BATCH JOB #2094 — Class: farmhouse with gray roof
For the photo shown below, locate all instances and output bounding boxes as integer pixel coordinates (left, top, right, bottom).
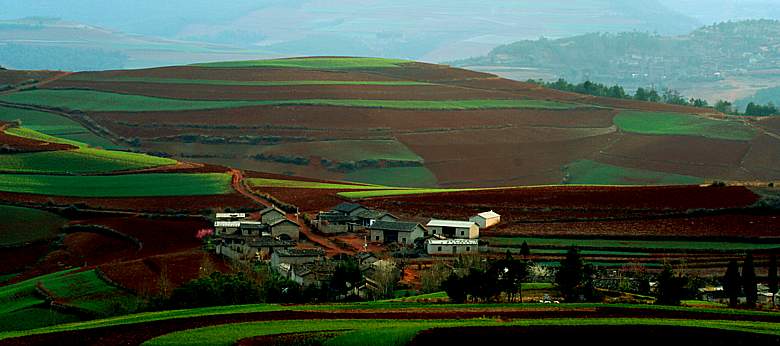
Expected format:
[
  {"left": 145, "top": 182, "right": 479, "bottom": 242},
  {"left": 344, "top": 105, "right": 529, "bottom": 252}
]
[{"left": 368, "top": 220, "right": 426, "bottom": 245}]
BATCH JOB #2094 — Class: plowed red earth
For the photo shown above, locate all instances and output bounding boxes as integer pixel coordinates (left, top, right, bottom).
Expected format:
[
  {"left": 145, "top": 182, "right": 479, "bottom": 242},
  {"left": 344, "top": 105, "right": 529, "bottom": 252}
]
[
  {"left": 46, "top": 81, "right": 509, "bottom": 101},
  {"left": 5, "top": 306, "right": 780, "bottom": 346},
  {"left": 100, "top": 250, "right": 229, "bottom": 295},
  {"left": 255, "top": 187, "right": 346, "bottom": 212},
  {"left": 67, "top": 67, "right": 408, "bottom": 82},
  {"left": 0, "top": 192, "right": 257, "bottom": 213},
  {"left": 0, "top": 70, "right": 59, "bottom": 86}
]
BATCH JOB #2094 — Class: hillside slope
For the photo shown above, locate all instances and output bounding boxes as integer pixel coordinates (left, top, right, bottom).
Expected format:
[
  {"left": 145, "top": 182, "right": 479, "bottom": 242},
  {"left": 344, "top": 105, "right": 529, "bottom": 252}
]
[{"left": 1, "top": 57, "right": 776, "bottom": 187}]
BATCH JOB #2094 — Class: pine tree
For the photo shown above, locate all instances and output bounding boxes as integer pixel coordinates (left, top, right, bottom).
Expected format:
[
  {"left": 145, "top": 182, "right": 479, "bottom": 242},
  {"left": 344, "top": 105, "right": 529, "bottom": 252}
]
[
  {"left": 520, "top": 241, "right": 531, "bottom": 257},
  {"left": 769, "top": 255, "right": 778, "bottom": 307},
  {"left": 743, "top": 253, "right": 758, "bottom": 307},
  {"left": 556, "top": 247, "right": 584, "bottom": 302},
  {"left": 723, "top": 260, "right": 741, "bottom": 307}
]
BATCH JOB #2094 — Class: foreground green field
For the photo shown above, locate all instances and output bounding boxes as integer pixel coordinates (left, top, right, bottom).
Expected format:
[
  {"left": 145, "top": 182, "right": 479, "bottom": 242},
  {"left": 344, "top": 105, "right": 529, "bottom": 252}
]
[
  {"left": 144, "top": 318, "right": 780, "bottom": 346},
  {"left": 0, "top": 270, "right": 81, "bottom": 332},
  {"left": 0, "top": 205, "right": 66, "bottom": 246},
  {"left": 192, "top": 57, "right": 411, "bottom": 69},
  {"left": 0, "top": 90, "right": 579, "bottom": 112},
  {"left": 38, "top": 269, "right": 141, "bottom": 316},
  {"left": 0, "top": 172, "right": 232, "bottom": 197},
  {"left": 613, "top": 111, "right": 756, "bottom": 141},
  {"left": 563, "top": 159, "right": 704, "bottom": 185},
  {"left": 0, "top": 106, "right": 115, "bottom": 148}
]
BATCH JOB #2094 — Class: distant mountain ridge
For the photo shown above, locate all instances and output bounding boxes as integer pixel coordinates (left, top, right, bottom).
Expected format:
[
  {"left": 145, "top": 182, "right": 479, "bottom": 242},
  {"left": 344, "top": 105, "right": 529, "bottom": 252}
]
[{"left": 456, "top": 20, "right": 780, "bottom": 86}]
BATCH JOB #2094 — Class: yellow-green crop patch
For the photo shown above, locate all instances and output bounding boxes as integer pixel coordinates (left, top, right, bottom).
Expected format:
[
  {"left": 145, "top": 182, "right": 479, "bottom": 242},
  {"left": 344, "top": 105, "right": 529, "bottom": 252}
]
[
  {"left": 0, "top": 147, "right": 176, "bottom": 174},
  {"left": 248, "top": 178, "right": 395, "bottom": 190},
  {"left": 0, "top": 106, "right": 115, "bottom": 148},
  {"left": 613, "top": 111, "right": 756, "bottom": 141},
  {"left": 0, "top": 173, "right": 232, "bottom": 197},
  {"left": 0, "top": 90, "right": 579, "bottom": 112},
  {"left": 39, "top": 269, "right": 141, "bottom": 317},
  {"left": 191, "top": 57, "right": 411, "bottom": 69}
]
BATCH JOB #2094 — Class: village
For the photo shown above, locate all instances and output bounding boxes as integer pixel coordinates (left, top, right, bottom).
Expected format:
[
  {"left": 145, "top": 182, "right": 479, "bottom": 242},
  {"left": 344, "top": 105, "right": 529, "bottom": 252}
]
[{"left": 211, "top": 203, "right": 500, "bottom": 298}]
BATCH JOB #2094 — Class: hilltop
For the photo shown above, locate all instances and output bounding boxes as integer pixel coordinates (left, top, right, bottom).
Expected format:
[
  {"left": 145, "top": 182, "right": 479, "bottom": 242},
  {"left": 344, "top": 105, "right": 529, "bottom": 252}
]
[{"left": 1, "top": 57, "right": 778, "bottom": 187}]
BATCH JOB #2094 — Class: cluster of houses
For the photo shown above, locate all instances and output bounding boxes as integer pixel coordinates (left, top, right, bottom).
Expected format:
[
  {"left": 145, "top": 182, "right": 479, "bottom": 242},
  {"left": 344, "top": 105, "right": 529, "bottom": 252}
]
[
  {"left": 213, "top": 208, "right": 301, "bottom": 261},
  {"left": 317, "top": 203, "right": 500, "bottom": 256}
]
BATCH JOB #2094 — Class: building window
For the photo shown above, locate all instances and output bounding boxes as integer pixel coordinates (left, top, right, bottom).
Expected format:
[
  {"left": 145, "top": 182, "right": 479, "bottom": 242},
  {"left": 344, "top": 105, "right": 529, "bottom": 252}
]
[
  {"left": 466, "top": 247, "right": 471, "bottom": 252},
  {"left": 375, "top": 236, "right": 380, "bottom": 241},
  {"left": 401, "top": 238, "right": 406, "bottom": 243},
  {"left": 437, "top": 246, "right": 442, "bottom": 251},
  {"left": 461, "top": 231, "right": 465, "bottom": 236}
]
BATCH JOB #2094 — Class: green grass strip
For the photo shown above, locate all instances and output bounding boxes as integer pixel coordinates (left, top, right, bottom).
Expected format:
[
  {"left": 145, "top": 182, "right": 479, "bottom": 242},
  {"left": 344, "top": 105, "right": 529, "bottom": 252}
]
[
  {"left": 0, "top": 172, "right": 232, "bottom": 197},
  {"left": 143, "top": 318, "right": 780, "bottom": 346},
  {"left": 0, "top": 106, "right": 116, "bottom": 148},
  {"left": 613, "top": 111, "right": 756, "bottom": 141},
  {"left": 0, "top": 205, "right": 66, "bottom": 246},
  {"left": 191, "top": 57, "right": 411, "bottom": 69},
  {"left": 65, "top": 76, "right": 434, "bottom": 86},
  {"left": 248, "top": 178, "right": 396, "bottom": 190},
  {"left": 0, "top": 145, "right": 176, "bottom": 174},
  {"left": 564, "top": 159, "right": 703, "bottom": 185},
  {"left": 0, "top": 90, "right": 579, "bottom": 112}
]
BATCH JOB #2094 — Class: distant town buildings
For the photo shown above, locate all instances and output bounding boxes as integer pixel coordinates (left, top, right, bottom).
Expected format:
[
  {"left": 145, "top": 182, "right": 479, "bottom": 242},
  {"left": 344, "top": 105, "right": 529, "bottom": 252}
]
[{"left": 213, "top": 209, "right": 300, "bottom": 261}]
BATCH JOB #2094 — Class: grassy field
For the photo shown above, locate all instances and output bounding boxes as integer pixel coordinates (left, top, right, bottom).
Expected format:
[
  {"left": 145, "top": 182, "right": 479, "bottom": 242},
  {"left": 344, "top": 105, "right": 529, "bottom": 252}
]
[
  {"left": 0, "top": 90, "right": 579, "bottom": 112},
  {"left": 345, "top": 166, "right": 439, "bottom": 188},
  {"left": 144, "top": 318, "right": 780, "bottom": 346},
  {"left": 248, "top": 178, "right": 394, "bottom": 190},
  {"left": 0, "top": 205, "right": 66, "bottom": 246},
  {"left": 613, "top": 111, "right": 756, "bottom": 141},
  {"left": 563, "top": 159, "right": 704, "bottom": 185},
  {"left": 0, "top": 106, "right": 115, "bottom": 148},
  {"left": 0, "top": 146, "right": 176, "bottom": 174},
  {"left": 266, "top": 139, "right": 423, "bottom": 163},
  {"left": 39, "top": 270, "right": 141, "bottom": 316},
  {"left": 486, "top": 237, "right": 780, "bottom": 252},
  {"left": 66, "top": 76, "right": 434, "bottom": 86},
  {"left": 191, "top": 57, "right": 411, "bottom": 69},
  {"left": 0, "top": 269, "right": 81, "bottom": 332},
  {"left": 0, "top": 173, "right": 232, "bottom": 197}
]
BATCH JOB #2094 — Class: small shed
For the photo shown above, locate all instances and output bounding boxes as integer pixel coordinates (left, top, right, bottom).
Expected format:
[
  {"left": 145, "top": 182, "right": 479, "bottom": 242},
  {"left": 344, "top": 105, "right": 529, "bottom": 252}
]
[
  {"left": 469, "top": 210, "right": 500, "bottom": 229},
  {"left": 368, "top": 221, "right": 426, "bottom": 245},
  {"left": 332, "top": 202, "right": 370, "bottom": 217},
  {"left": 260, "top": 205, "right": 286, "bottom": 224},
  {"left": 214, "top": 221, "right": 241, "bottom": 236},
  {"left": 238, "top": 221, "right": 266, "bottom": 237},
  {"left": 269, "top": 219, "right": 300, "bottom": 241},
  {"left": 356, "top": 210, "right": 398, "bottom": 227},
  {"left": 427, "top": 238, "right": 479, "bottom": 255},
  {"left": 426, "top": 219, "right": 479, "bottom": 239},
  {"left": 271, "top": 248, "right": 325, "bottom": 269}
]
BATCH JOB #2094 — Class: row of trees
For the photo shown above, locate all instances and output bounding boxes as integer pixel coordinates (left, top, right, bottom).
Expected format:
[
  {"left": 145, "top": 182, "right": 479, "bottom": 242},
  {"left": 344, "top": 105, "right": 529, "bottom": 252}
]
[
  {"left": 442, "top": 253, "right": 529, "bottom": 303},
  {"left": 723, "top": 254, "right": 778, "bottom": 307},
  {"left": 530, "top": 78, "right": 778, "bottom": 115}
]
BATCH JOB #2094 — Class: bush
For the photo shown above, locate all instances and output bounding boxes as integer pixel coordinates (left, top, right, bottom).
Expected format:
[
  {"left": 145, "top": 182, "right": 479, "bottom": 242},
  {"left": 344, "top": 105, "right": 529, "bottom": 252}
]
[{"left": 168, "top": 272, "right": 261, "bottom": 308}]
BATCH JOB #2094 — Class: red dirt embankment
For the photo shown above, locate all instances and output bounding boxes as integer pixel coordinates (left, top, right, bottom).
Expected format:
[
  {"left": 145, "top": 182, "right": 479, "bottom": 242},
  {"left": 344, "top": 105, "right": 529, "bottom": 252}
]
[{"left": 0, "top": 123, "right": 76, "bottom": 153}]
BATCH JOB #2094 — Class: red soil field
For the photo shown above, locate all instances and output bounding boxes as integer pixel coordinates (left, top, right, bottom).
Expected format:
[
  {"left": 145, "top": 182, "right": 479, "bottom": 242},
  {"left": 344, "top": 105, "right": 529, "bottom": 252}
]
[
  {"left": 741, "top": 134, "right": 780, "bottom": 180},
  {"left": 0, "top": 191, "right": 258, "bottom": 213},
  {"left": 100, "top": 250, "right": 230, "bottom": 295},
  {"left": 757, "top": 117, "right": 780, "bottom": 133},
  {"left": 596, "top": 133, "right": 752, "bottom": 180},
  {"left": 68, "top": 66, "right": 410, "bottom": 82},
  {"left": 256, "top": 187, "right": 346, "bottom": 212},
  {"left": 0, "top": 70, "right": 59, "bottom": 86},
  {"left": 0, "top": 242, "right": 49, "bottom": 276},
  {"left": 90, "top": 105, "right": 617, "bottom": 135},
  {"left": 485, "top": 213, "right": 780, "bottom": 238},
  {"left": 45, "top": 81, "right": 512, "bottom": 101}
]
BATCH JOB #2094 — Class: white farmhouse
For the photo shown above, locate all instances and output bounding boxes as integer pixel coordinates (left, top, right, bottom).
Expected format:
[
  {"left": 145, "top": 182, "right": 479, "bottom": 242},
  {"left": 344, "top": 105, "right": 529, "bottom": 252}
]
[
  {"left": 469, "top": 210, "right": 500, "bottom": 229},
  {"left": 426, "top": 219, "right": 479, "bottom": 239},
  {"left": 427, "top": 238, "right": 479, "bottom": 255}
]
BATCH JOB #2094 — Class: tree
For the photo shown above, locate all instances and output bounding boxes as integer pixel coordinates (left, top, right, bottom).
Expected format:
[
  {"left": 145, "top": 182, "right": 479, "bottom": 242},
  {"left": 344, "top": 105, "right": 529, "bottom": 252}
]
[
  {"left": 743, "top": 253, "right": 758, "bottom": 306},
  {"left": 723, "top": 260, "right": 741, "bottom": 307},
  {"left": 769, "top": 255, "right": 778, "bottom": 307},
  {"left": 655, "top": 265, "right": 686, "bottom": 306},
  {"left": 442, "top": 272, "right": 467, "bottom": 303},
  {"left": 329, "top": 258, "right": 362, "bottom": 299},
  {"left": 520, "top": 241, "right": 531, "bottom": 257},
  {"left": 556, "top": 247, "right": 584, "bottom": 301},
  {"left": 714, "top": 100, "right": 733, "bottom": 114},
  {"left": 491, "top": 253, "right": 528, "bottom": 302},
  {"left": 582, "top": 263, "right": 597, "bottom": 302}
]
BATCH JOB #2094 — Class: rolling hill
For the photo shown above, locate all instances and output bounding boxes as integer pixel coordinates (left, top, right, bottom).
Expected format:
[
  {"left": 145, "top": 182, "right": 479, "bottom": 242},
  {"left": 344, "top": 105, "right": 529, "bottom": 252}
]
[{"left": 1, "top": 57, "right": 777, "bottom": 187}]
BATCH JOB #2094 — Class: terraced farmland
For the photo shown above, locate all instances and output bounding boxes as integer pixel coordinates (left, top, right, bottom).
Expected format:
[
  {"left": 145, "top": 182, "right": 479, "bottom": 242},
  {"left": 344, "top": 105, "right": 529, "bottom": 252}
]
[
  {"left": 0, "top": 205, "right": 66, "bottom": 246},
  {"left": 3, "top": 57, "right": 771, "bottom": 186}
]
